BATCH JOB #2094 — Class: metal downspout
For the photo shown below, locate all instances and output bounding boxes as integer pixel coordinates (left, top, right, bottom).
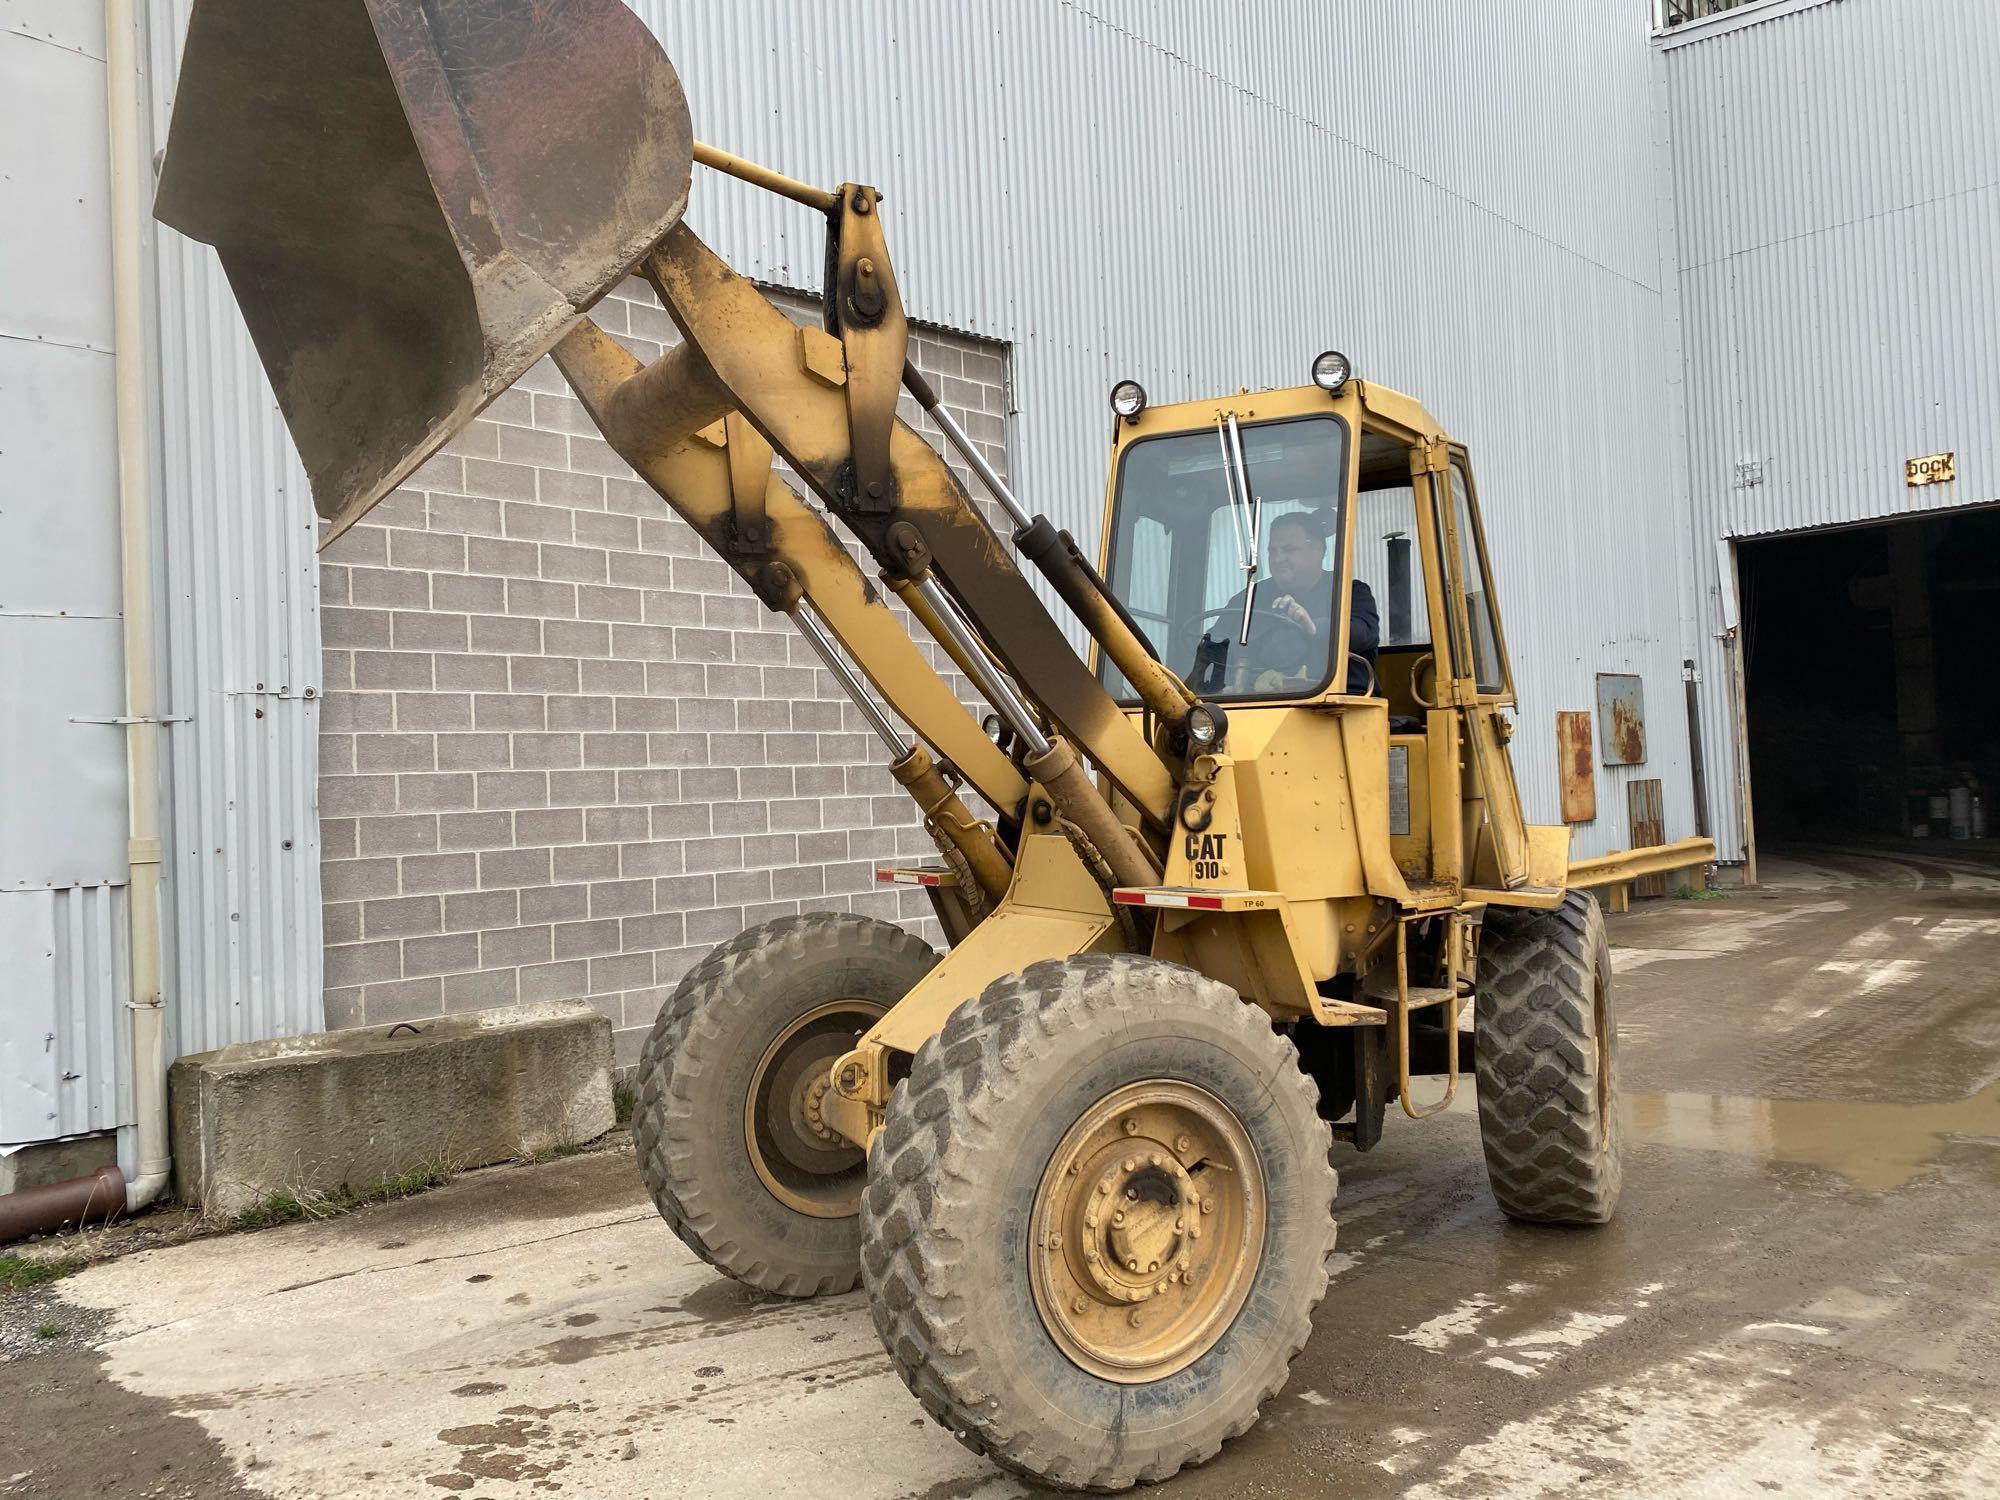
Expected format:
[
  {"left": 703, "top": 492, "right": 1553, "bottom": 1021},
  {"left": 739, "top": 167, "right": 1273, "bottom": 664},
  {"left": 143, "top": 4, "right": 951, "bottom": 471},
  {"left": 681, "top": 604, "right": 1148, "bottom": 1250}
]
[{"left": 106, "top": 0, "right": 170, "bottom": 1212}]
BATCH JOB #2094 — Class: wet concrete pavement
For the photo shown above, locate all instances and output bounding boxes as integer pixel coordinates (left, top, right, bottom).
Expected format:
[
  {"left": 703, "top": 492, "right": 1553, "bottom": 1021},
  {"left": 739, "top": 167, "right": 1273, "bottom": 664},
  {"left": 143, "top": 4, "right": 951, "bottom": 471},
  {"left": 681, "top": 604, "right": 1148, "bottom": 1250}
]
[{"left": 9, "top": 847, "right": 2000, "bottom": 1499}]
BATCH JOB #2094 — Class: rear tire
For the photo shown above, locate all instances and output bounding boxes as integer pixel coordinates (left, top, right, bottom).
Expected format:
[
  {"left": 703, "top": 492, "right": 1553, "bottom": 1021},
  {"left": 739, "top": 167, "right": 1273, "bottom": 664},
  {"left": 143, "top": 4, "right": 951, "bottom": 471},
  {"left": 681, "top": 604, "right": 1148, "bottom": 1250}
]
[
  {"left": 862, "top": 954, "right": 1337, "bottom": 1491},
  {"left": 632, "top": 913, "right": 937, "bottom": 1296},
  {"left": 1474, "top": 892, "right": 1621, "bottom": 1225}
]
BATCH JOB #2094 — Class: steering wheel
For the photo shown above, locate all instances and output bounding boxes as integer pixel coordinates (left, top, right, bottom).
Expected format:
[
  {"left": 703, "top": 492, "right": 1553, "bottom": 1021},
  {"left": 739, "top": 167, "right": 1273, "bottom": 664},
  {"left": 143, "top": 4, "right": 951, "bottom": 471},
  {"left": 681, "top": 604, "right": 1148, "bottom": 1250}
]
[
  {"left": 1178, "top": 603, "right": 1317, "bottom": 655},
  {"left": 1406, "top": 651, "right": 1439, "bottom": 710},
  {"left": 1177, "top": 604, "right": 1319, "bottom": 691}
]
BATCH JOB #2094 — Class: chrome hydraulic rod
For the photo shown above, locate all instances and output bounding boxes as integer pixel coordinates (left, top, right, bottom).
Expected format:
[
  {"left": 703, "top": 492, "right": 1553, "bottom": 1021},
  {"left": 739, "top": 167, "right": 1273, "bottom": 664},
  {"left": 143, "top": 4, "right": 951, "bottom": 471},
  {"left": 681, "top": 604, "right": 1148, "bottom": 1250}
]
[
  {"left": 792, "top": 602, "right": 1013, "bottom": 905},
  {"left": 910, "top": 386, "right": 1031, "bottom": 533},
  {"left": 911, "top": 576, "right": 1054, "bottom": 757},
  {"left": 792, "top": 604, "right": 913, "bottom": 756},
  {"left": 903, "top": 361, "right": 1195, "bottom": 727}
]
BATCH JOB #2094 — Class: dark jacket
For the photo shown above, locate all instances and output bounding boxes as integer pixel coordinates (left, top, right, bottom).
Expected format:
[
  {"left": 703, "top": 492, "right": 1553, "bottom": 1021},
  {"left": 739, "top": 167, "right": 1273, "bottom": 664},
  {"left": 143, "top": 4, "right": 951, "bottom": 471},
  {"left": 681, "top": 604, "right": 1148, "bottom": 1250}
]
[{"left": 1216, "top": 576, "right": 1379, "bottom": 693}]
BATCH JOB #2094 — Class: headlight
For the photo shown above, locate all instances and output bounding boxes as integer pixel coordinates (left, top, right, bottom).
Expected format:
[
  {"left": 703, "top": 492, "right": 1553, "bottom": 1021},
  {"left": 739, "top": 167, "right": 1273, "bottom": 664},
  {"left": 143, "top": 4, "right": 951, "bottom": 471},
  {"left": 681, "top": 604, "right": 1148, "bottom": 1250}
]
[
  {"left": 1185, "top": 701, "right": 1227, "bottom": 748},
  {"left": 1310, "top": 350, "right": 1351, "bottom": 393},
  {"left": 1109, "top": 379, "right": 1148, "bottom": 421}
]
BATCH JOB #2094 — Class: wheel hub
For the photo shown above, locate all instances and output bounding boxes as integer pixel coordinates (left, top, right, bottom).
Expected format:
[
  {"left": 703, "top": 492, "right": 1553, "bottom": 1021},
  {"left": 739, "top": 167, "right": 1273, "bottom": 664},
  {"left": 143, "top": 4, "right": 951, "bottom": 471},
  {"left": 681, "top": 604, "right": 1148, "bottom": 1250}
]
[
  {"left": 743, "top": 1000, "right": 884, "bottom": 1219},
  {"left": 1030, "top": 1081, "right": 1264, "bottom": 1382}
]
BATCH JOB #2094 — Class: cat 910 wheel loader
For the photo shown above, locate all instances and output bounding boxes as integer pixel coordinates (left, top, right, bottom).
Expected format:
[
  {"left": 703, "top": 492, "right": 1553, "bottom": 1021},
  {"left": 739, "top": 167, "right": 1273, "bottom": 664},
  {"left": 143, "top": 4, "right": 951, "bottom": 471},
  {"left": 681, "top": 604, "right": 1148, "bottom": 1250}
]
[{"left": 156, "top": 2, "right": 1714, "bottom": 1488}]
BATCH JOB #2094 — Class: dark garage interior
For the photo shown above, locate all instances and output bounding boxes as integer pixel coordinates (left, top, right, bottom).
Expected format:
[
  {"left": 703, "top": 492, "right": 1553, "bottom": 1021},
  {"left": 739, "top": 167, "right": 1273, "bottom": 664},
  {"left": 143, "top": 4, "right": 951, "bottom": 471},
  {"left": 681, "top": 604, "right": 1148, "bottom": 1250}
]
[{"left": 1738, "top": 504, "right": 2000, "bottom": 848}]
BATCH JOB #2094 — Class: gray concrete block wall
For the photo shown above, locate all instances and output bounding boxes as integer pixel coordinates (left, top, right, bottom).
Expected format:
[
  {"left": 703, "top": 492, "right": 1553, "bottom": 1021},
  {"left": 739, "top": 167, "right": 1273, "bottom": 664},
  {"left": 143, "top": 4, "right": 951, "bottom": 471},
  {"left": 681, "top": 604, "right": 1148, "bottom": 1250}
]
[{"left": 317, "top": 281, "right": 1014, "bottom": 1065}]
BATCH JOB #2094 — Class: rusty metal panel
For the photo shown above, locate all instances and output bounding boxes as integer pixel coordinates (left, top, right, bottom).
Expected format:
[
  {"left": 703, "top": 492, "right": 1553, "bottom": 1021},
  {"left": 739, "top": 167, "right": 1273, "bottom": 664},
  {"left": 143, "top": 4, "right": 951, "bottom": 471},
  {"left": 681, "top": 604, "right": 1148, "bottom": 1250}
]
[
  {"left": 1596, "top": 674, "right": 1647, "bottom": 767},
  {"left": 1557, "top": 712, "right": 1596, "bottom": 824},
  {"left": 1627, "top": 779, "right": 1667, "bottom": 898}
]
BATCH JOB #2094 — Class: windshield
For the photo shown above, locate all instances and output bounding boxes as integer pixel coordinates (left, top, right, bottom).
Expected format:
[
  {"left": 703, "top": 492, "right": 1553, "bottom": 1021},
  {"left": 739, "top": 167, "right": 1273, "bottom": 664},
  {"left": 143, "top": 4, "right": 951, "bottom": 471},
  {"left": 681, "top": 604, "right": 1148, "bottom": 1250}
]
[{"left": 1098, "top": 415, "right": 1350, "bottom": 703}]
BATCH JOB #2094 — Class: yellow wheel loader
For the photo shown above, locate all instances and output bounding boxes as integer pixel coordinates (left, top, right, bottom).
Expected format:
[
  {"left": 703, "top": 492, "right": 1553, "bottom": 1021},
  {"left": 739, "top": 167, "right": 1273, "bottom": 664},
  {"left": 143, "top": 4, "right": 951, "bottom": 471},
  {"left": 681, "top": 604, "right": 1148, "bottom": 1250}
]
[{"left": 157, "top": 2, "right": 1713, "bottom": 1487}]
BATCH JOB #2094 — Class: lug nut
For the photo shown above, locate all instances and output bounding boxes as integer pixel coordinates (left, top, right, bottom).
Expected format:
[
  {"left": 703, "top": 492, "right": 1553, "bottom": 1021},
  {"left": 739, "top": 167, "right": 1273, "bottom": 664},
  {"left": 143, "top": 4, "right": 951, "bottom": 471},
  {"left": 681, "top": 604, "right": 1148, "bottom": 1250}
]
[
  {"left": 1113, "top": 1211, "right": 1126, "bottom": 1226},
  {"left": 1149, "top": 1153, "right": 1163, "bottom": 1167},
  {"left": 1201, "top": 1197, "right": 1215, "bottom": 1214},
  {"left": 1046, "top": 1231, "right": 1063, "bottom": 1251},
  {"left": 1174, "top": 1218, "right": 1184, "bottom": 1232},
  {"left": 1121, "top": 1157, "right": 1136, "bottom": 1173},
  {"left": 1123, "top": 1118, "right": 1139, "bottom": 1135},
  {"left": 1175, "top": 1134, "right": 1192, "bottom": 1153},
  {"left": 1129, "top": 1310, "right": 1143, "bottom": 1327},
  {"left": 1127, "top": 1258, "right": 1140, "bottom": 1272},
  {"left": 1072, "top": 1296, "right": 1088, "bottom": 1314},
  {"left": 1147, "top": 1260, "right": 1159, "bottom": 1273}
]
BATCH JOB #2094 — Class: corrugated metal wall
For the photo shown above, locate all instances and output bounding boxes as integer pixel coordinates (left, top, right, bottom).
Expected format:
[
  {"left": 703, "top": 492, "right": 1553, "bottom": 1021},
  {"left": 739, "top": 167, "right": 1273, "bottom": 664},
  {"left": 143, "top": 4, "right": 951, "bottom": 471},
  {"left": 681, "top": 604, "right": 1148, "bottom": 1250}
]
[
  {"left": 0, "top": 886, "right": 129, "bottom": 1144},
  {"left": 140, "top": 2, "right": 324, "bottom": 1057},
  {"left": 0, "top": 3, "right": 136, "bottom": 1148},
  {"left": 637, "top": 0, "right": 1700, "bottom": 858},
  {"left": 1663, "top": 0, "right": 2000, "bottom": 858}
]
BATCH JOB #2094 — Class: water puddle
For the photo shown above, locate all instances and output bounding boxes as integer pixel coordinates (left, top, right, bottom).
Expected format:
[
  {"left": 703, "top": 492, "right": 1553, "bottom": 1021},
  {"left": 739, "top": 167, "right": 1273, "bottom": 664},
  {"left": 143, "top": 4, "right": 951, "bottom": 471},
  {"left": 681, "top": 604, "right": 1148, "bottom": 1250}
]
[{"left": 1624, "top": 1081, "right": 2000, "bottom": 1191}]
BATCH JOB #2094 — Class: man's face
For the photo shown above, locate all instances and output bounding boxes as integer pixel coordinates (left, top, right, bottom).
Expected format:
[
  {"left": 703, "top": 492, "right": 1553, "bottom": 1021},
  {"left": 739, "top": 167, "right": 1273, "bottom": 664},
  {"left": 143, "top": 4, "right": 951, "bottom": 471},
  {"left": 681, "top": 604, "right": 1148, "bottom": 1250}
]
[{"left": 1267, "top": 523, "right": 1323, "bottom": 593}]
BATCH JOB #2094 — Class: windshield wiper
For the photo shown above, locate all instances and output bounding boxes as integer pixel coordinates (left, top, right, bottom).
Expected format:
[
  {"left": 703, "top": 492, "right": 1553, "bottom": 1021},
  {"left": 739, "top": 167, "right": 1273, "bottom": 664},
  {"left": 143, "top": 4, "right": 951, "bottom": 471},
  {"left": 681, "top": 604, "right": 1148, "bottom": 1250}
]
[{"left": 1216, "top": 414, "right": 1261, "bottom": 645}]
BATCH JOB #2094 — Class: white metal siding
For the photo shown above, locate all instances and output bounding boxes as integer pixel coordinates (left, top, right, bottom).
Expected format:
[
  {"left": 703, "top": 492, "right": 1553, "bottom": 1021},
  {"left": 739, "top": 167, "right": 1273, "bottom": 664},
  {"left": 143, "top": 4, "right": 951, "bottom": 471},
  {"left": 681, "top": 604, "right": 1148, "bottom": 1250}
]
[
  {"left": 141, "top": 2, "right": 324, "bottom": 1056},
  {"left": 636, "top": 0, "right": 1701, "bottom": 858},
  {"left": 0, "top": 10, "right": 139, "bottom": 1148},
  {"left": 0, "top": 885, "right": 129, "bottom": 1145},
  {"left": 1663, "top": 0, "right": 2000, "bottom": 858}
]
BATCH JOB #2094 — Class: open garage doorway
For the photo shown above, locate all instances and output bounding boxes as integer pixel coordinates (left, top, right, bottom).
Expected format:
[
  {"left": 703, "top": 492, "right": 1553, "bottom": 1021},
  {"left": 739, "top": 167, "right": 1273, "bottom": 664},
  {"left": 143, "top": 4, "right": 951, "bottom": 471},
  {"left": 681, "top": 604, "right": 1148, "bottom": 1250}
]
[{"left": 1737, "top": 505, "right": 2000, "bottom": 855}]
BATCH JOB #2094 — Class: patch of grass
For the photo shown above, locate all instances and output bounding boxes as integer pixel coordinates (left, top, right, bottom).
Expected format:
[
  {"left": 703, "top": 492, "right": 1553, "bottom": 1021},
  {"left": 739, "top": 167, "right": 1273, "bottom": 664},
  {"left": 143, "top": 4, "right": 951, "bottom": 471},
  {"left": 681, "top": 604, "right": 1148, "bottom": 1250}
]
[
  {"left": 33, "top": 1321, "right": 67, "bottom": 1340},
  {"left": 522, "top": 1141, "right": 591, "bottom": 1166},
  {"left": 0, "top": 1255, "right": 80, "bottom": 1294},
  {"left": 370, "top": 1162, "right": 454, "bottom": 1200},
  {"left": 231, "top": 1158, "right": 457, "bottom": 1232},
  {"left": 233, "top": 1191, "right": 311, "bottom": 1230},
  {"left": 1674, "top": 884, "right": 1731, "bottom": 901},
  {"left": 612, "top": 1083, "right": 636, "bottom": 1126}
]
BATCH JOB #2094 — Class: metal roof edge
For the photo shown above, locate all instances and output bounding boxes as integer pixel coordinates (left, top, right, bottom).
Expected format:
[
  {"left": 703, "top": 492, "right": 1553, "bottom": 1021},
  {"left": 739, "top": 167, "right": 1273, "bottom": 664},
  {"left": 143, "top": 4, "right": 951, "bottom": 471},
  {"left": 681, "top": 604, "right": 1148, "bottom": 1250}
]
[{"left": 1651, "top": 0, "right": 1847, "bottom": 51}]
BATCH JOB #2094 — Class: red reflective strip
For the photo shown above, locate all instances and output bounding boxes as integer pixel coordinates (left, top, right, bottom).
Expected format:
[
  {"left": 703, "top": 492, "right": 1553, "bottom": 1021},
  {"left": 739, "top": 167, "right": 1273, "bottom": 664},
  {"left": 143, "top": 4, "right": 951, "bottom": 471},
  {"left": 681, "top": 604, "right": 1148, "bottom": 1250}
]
[
  {"left": 1112, "top": 890, "right": 1147, "bottom": 905},
  {"left": 1187, "top": 894, "right": 1226, "bottom": 910},
  {"left": 875, "top": 869, "right": 896, "bottom": 881}
]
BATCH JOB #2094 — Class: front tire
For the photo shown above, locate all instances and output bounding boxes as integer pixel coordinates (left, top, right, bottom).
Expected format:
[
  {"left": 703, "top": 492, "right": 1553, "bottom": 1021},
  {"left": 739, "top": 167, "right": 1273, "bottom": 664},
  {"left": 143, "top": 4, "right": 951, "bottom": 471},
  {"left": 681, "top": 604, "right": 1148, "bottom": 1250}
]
[
  {"left": 861, "top": 954, "right": 1337, "bottom": 1491},
  {"left": 631, "top": 913, "right": 937, "bottom": 1297},
  {"left": 1474, "top": 892, "right": 1621, "bottom": 1225}
]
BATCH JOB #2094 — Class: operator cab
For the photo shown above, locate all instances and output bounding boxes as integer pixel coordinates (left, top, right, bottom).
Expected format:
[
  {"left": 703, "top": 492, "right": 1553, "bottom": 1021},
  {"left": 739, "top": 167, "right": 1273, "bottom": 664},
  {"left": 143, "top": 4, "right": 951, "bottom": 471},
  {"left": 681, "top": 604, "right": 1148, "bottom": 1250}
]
[
  {"left": 1093, "top": 363, "right": 1528, "bottom": 892},
  {"left": 1093, "top": 366, "right": 1512, "bottom": 723}
]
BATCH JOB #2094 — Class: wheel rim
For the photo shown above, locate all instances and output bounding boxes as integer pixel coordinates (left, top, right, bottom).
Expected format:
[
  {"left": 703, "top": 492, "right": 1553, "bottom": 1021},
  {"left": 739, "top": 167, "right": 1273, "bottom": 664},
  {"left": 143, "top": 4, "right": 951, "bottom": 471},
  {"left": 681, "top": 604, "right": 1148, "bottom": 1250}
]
[
  {"left": 1029, "top": 1080, "right": 1265, "bottom": 1383},
  {"left": 743, "top": 1000, "right": 884, "bottom": 1219}
]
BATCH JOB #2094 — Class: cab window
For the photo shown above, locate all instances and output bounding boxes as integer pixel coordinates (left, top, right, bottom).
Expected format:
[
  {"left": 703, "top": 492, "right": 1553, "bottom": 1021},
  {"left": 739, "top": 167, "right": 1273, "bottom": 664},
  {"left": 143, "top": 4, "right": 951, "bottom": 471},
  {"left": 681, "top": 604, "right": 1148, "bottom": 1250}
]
[
  {"left": 1099, "top": 416, "right": 1350, "bottom": 703},
  {"left": 1447, "top": 459, "right": 1505, "bottom": 693}
]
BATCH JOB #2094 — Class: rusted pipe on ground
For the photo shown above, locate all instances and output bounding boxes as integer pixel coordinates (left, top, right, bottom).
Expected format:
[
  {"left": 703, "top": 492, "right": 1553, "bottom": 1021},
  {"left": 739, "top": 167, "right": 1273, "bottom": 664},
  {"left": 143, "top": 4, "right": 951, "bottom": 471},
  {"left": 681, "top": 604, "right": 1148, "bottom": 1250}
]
[{"left": 0, "top": 1165, "right": 127, "bottom": 1245}]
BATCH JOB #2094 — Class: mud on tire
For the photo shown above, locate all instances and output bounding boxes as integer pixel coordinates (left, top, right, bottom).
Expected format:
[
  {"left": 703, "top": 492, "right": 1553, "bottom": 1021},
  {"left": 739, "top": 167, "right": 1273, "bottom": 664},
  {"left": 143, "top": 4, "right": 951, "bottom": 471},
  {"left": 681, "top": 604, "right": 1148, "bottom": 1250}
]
[
  {"left": 861, "top": 954, "right": 1339, "bottom": 1491},
  {"left": 632, "top": 912, "right": 937, "bottom": 1297},
  {"left": 1474, "top": 891, "right": 1621, "bottom": 1225}
]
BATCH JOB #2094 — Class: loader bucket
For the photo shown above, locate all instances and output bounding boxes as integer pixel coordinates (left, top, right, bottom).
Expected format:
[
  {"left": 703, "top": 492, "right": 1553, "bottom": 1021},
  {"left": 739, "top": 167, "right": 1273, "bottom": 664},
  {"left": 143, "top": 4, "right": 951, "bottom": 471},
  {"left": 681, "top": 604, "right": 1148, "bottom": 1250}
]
[{"left": 154, "top": 0, "right": 693, "bottom": 541}]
